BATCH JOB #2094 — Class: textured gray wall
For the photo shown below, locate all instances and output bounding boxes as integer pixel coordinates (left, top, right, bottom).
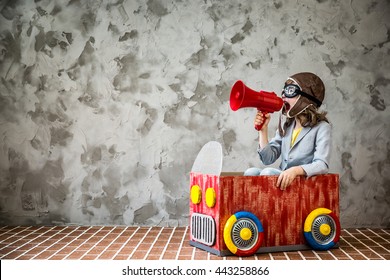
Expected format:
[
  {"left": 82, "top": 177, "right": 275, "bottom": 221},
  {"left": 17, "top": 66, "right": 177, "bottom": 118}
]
[{"left": 0, "top": 0, "right": 389, "bottom": 228}]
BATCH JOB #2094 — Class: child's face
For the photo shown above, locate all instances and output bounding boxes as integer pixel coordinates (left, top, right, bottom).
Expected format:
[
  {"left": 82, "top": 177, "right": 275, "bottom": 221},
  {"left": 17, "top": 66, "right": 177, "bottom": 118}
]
[
  {"left": 282, "top": 80, "right": 300, "bottom": 114},
  {"left": 282, "top": 95, "right": 299, "bottom": 113}
]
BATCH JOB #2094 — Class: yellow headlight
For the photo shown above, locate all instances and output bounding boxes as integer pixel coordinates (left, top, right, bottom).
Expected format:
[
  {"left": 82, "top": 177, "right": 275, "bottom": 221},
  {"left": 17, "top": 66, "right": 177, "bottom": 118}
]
[
  {"left": 205, "top": 187, "right": 216, "bottom": 208},
  {"left": 190, "top": 185, "right": 202, "bottom": 204}
]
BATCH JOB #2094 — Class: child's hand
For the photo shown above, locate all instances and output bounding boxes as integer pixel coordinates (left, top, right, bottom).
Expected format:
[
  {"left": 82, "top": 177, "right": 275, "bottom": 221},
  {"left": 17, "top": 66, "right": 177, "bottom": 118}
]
[
  {"left": 255, "top": 111, "right": 270, "bottom": 130},
  {"left": 277, "top": 166, "right": 305, "bottom": 190}
]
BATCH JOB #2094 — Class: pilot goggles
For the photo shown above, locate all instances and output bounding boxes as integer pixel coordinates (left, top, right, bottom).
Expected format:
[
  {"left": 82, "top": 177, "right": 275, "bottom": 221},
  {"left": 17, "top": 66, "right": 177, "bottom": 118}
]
[
  {"left": 281, "top": 84, "right": 322, "bottom": 107},
  {"left": 282, "top": 84, "right": 303, "bottom": 98}
]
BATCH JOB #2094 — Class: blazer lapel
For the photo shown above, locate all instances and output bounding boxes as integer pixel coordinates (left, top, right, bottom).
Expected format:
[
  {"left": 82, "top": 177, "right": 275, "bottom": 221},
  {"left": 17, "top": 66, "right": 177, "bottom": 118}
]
[
  {"left": 284, "top": 123, "right": 294, "bottom": 152},
  {"left": 291, "top": 126, "right": 312, "bottom": 150}
]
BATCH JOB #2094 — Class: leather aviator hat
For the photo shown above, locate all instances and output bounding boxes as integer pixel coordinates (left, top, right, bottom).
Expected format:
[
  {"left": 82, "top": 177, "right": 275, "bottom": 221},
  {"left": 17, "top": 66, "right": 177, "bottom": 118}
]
[{"left": 283, "top": 72, "right": 325, "bottom": 118}]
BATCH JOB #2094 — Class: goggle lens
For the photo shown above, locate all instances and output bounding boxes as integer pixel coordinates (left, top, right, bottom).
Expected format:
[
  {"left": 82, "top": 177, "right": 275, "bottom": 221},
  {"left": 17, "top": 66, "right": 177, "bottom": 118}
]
[{"left": 282, "top": 85, "right": 300, "bottom": 98}]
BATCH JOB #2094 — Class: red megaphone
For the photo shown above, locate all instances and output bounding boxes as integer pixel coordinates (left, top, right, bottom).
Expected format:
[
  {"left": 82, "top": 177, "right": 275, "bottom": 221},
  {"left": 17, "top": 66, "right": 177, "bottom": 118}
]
[{"left": 230, "top": 80, "right": 283, "bottom": 130}]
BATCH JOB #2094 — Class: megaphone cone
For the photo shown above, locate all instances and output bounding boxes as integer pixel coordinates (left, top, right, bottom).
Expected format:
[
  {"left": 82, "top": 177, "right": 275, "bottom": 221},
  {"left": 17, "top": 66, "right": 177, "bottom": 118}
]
[
  {"left": 230, "top": 80, "right": 283, "bottom": 112},
  {"left": 229, "top": 80, "right": 283, "bottom": 130},
  {"left": 230, "top": 80, "right": 246, "bottom": 111}
]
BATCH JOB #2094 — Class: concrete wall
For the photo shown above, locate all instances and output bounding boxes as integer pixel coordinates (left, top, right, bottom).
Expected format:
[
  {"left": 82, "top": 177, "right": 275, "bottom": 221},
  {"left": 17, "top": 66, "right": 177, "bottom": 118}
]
[{"left": 0, "top": 0, "right": 389, "bottom": 227}]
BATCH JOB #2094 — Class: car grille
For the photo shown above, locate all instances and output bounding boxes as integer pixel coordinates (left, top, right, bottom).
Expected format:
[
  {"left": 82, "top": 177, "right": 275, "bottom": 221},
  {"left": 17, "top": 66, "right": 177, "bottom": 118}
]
[{"left": 190, "top": 213, "right": 216, "bottom": 246}]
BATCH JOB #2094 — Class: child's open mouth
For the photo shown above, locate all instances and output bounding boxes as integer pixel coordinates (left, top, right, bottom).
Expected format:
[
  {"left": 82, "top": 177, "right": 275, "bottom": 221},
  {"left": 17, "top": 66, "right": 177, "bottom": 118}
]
[{"left": 283, "top": 102, "right": 290, "bottom": 111}]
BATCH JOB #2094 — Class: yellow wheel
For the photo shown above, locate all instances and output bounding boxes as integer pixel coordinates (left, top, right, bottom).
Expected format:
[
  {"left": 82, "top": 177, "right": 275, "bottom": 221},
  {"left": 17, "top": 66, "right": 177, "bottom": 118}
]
[
  {"left": 223, "top": 211, "right": 263, "bottom": 256},
  {"left": 304, "top": 208, "right": 340, "bottom": 250}
]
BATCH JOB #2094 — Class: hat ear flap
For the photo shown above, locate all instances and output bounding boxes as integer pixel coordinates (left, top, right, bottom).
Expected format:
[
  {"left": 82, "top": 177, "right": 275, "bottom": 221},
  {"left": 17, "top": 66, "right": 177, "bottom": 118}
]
[{"left": 287, "top": 96, "right": 313, "bottom": 117}]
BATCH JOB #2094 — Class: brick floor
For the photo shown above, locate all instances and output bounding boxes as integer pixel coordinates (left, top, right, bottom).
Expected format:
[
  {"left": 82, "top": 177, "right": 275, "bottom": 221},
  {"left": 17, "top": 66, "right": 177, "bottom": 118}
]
[{"left": 0, "top": 226, "right": 389, "bottom": 260}]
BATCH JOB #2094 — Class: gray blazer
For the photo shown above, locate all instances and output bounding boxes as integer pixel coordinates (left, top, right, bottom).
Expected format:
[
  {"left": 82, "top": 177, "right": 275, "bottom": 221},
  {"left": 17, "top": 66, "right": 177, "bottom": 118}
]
[{"left": 257, "top": 121, "right": 331, "bottom": 177}]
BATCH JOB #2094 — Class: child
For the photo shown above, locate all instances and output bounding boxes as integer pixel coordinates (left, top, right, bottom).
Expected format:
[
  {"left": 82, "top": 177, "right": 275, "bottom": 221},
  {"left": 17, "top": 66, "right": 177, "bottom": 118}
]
[{"left": 244, "top": 72, "right": 331, "bottom": 190}]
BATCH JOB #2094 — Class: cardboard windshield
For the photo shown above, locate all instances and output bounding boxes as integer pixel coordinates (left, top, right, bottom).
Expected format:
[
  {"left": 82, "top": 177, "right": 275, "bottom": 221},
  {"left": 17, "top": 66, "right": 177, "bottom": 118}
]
[{"left": 191, "top": 141, "right": 223, "bottom": 176}]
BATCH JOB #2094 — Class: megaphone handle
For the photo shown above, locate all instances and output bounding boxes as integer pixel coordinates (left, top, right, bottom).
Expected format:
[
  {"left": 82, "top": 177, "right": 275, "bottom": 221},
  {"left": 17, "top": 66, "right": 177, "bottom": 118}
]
[{"left": 254, "top": 111, "right": 266, "bottom": 131}]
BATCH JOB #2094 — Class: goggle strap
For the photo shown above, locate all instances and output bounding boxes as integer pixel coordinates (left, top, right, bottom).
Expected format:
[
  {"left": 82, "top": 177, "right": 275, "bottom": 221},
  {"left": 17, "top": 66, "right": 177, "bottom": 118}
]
[
  {"left": 298, "top": 91, "right": 322, "bottom": 107},
  {"left": 283, "top": 84, "right": 322, "bottom": 107}
]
